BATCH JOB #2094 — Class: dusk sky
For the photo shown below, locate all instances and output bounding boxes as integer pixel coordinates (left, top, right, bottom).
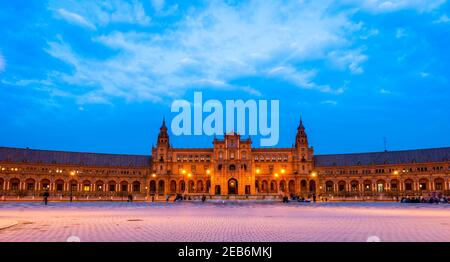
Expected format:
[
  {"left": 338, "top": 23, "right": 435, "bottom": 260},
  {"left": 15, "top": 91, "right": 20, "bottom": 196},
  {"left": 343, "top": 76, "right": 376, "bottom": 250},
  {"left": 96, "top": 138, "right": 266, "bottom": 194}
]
[{"left": 1, "top": 0, "right": 450, "bottom": 155}]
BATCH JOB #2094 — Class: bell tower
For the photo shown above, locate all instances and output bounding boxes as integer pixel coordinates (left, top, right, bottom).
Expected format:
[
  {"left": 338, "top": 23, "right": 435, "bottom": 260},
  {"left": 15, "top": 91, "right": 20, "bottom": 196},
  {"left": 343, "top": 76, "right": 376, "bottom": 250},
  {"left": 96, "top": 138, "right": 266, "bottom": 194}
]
[
  {"left": 295, "top": 117, "right": 308, "bottom": 148},
  {"left": 152, "top": 118, "right": 171, "bottom": 175},
  {"left": 293, "top": 117, "right": 314, "bottom": 174}
]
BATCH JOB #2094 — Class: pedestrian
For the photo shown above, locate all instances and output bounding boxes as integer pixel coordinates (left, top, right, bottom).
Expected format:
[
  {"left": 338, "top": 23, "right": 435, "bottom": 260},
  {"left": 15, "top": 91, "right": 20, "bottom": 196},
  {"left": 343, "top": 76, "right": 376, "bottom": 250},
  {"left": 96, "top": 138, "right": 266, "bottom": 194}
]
[
  {"left": 43, "top": 190, "right": 50, "bottom": 205},
  {"left": 313, "top": 194, "right": 317, "bottom": 203},
  {"left": 201, "top": 194, "right": 206, "bottom": 202}
]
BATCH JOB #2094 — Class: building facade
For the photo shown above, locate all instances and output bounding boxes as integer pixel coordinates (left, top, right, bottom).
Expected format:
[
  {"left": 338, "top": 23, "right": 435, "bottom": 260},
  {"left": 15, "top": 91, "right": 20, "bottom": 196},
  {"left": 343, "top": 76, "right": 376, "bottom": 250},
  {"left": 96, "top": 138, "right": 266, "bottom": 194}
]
[{"left": 1, "top": 119, "right": 449, "bottom": 201}]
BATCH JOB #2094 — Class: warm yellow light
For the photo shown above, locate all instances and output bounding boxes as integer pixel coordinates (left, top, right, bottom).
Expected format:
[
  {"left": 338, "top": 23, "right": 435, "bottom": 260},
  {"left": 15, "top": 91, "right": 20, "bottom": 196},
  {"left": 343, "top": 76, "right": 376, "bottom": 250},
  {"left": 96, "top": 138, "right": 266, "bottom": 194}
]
[
  {"left": 393, "top": 170, "right": 399, "bottom": 175},
  {"left": 311, "top": 172, "right": 317, "bottom": 177},
  {"left": 274, "top": 173, "right": 279, "bottom": 178},
  {"left": 281, "top": 169, "right": 286, "bottom": 174},
  {"left": 206, "top": 169, "right": 211, "bottom": 174},
  {"left": 70, "top": 171, "right": 75, "bottom": 176},
  {"left": 188, "top": 173, "right": 192, "bottom": 177},
  {"left": 181, "top": 169, "right": 186, "bottom": 174},
  {"left": 152, "top": 173, "right": 156, "bottom": 178},
  {"left": 256, "top": 169, "right": 260, "bottom": 174}
]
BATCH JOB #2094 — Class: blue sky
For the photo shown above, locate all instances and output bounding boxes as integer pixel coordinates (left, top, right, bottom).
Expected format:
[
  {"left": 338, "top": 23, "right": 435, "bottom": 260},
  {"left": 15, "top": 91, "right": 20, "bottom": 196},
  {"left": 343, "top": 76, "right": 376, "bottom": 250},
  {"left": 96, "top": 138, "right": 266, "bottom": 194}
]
[{"left": 0, "top": 0, "right": 450, "bottom": 155}]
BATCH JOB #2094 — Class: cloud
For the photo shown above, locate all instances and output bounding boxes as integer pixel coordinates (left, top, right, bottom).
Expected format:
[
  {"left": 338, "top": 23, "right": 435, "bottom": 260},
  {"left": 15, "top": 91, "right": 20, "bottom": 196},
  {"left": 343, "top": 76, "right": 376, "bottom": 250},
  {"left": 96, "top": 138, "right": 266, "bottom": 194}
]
[
  {"left": 321, "top": 100, "right": 338, "bottom": 105},
  {"left": 42, "top": 0, "right": 365, "bottom": 103},
  {"left": 57, "top": 8, "right": 96, "bottom": 30},
  {"left": 0, "top": 53, "right": 5, "bottom": 72},
  {"left": 380, "top": 88, "right": 392, "bottom": 94},
  {"left": 151, "top": 0, "right": 165, "bottom": 12},
  {"left": 268, "top": 66, "right": 343, "bottom": 94},
  {"left": 434, "top": 14, "right": 450, "bottom": 24},
  {"left": 327, "top": 49, "right": 368, "bottom": 74},
  {"left": 50, "top": 0, "right": 150, "bottom": 27},
  {"left": 343, "top": 0, "right": 446, "bottom": 13},
  {"left": 395, "top": 28, "right": 407, "bottom": 39}
]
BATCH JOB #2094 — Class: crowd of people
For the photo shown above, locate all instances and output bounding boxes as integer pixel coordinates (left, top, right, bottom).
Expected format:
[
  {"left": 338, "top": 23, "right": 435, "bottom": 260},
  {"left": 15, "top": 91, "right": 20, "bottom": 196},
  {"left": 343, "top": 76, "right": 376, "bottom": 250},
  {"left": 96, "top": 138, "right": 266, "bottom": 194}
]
[{"left": 400, "top": 196, "right": 449, "bottom": 204}]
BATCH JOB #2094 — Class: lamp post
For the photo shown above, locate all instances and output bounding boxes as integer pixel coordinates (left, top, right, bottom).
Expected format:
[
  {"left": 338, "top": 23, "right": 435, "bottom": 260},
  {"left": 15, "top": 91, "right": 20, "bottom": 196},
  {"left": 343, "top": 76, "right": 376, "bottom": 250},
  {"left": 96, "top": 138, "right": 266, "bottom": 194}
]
[{"left": 69, "top": 171, "right": 75, "bottom": 202}]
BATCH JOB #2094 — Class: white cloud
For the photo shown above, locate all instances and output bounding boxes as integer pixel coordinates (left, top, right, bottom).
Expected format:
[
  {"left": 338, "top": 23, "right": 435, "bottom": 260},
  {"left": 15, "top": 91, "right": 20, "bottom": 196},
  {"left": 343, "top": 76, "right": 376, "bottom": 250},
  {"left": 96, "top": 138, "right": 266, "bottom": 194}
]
[
  {"left": 321, "top": 100, "right": 338, "bottom": 105},
  {"left": 395, "top": 28, "right": 407, "bottom": 38},
  {"left": 50, "top": 0, "right": 150, "bottom": 27},
  {"left": 151, "top": 0, "right": 165, "bottom": 12},
  {"left": 57, "top": 8, "right": 96, "bottom": 30},
  {"left": 380, "top": 88, "right": 392, "bottom": 94},
  {"left": 44, "top": 0, "right": 371, "bottom": 103},
  {"left": 420, "top": 72, "right": 430, "bottom": 78},
  {"left": 434, "top": 14, "right": 450, "bottom": 23},
  {"left": 343, "top": 0, "right": 446, "bottom": 13},
  {"left": 327, "top": 49, "right": 368, "bottom": 74},
  {"left": 0, "top": 53, "right": 5, "bottom": 72}
]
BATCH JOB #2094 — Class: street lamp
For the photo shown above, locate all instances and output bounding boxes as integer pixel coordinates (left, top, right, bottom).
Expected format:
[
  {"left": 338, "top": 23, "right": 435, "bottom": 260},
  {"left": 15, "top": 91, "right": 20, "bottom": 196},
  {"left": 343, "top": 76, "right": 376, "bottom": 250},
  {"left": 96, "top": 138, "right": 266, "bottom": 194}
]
[{"left": 69, "top": 171, "right": 75, "bottom": 202}]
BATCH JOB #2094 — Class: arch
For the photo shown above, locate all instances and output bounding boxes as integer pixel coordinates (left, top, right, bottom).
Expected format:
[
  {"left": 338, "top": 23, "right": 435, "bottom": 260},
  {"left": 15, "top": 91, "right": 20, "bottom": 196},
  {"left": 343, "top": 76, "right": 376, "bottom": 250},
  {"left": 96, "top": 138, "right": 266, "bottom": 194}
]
[
  {"left": 95, "top": 180, "right": 104, "bottom": 191},
  {"left": 108, "top": 180, "right": 117, "bottom": 192},
  {"left": 404, "top": 179, "right": 414, "bottom": 191},
  {"left": 120, "top": 181, "right": 128, "bottom": 192},
  {"left": 288, "top": 180, "right": 295, "bottom": 193},
  {"left": 179, "top": 180, "right": 186, "bottom": 193},
  {"left": 255, "top": 180, "right": 260, "bottom": 192},
  {"left": 300, "top": 179, "right": 307, "bottom": 193},
  {"left": 390, "top": 179, "right": 399, "bottom": 191},
  {"left": 40, "top": 179, "right": 51, "bottom": 190},
  {"left": 434, "top": 178, "right": 445, "bottom": 191},
  {"left": 55, "top": 179, "right": 64, "bottom": 192},
  {"left": 188, "top": 180, "right": 195, "bottom": 193},
  {"left": 270, "top": 180, "right": 277, "bottom": 193},
  {"left": 197, "top": 180, "right": 204, "bottom": 192},
  {"left": 132, "top": 181, "right": 141, "bottom": 192},
  {"left": 309, "top": 180, "right": 316, "bottom": 193},
  {"left": 25, "top": 178, "right": 36, "bottom": 191},
  {"left": 149, "top": 180, "right": 156, "bottom": 194},
  {"left": 338, "top": 180, "right": 346, "bottom": 192},
  {"left": 82, "top": 180, "right": 92, "bottom": 192},
  {"left": 363, "top": 180, "right": 372, "bottom": 191},
  {"left": 350, "top": 180, "right": 359, "bottom": 192},
  {"left": 325, "top": 181, "right": 334, "bottom": 192},
  {"left": 419, "top": 178, "right": 428, "bottom": 190},
  {"left": 229, "top": 164, "right": 236, "bottom": 171},
  {"left": 215, "top": 185, "right": 221, "bottom": 195},
  {"left": 170, "top": 180, "right": 177, "bottom": 193},
  {"left": 261, "top": 180, "right": 268, "bottom": 193},
  {"left": 10, "top": 178, "right": 20, "bottom": 190},
  {"left": 158, "top": 180, "right": 165, "bottom": 194},
  {"left": 206, "top": 180, "right": 211, "bottom": 192},
  {"left": 376, "top": 179, "right": 386, "bottom": 192},
  {"left": 69, "top": 179, "right": 78, "bottom": 192},
  {"left": 279, "top": 180, "right": 286, "bottom": 192},
  {"left": 0, "top": 178, "right": 4, "bottom": 190},
  {"left": 228, "top": 178, "right": 238, "bottom": 194}
]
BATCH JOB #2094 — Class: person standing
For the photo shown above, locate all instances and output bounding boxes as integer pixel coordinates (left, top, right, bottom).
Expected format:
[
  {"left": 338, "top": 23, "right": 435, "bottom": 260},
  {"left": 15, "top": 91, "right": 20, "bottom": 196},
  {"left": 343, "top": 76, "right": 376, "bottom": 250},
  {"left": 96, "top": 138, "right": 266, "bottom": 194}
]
[{"left": 43, "top": 190, "right": 50, "bottom": 205}]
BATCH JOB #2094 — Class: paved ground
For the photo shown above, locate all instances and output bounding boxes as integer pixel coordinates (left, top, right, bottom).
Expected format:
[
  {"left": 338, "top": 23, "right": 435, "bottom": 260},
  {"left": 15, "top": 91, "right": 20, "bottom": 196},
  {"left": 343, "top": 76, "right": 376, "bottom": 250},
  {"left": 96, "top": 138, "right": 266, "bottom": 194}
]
[{"left": 1, "top": 201, "right": 449, "bottom": 242}]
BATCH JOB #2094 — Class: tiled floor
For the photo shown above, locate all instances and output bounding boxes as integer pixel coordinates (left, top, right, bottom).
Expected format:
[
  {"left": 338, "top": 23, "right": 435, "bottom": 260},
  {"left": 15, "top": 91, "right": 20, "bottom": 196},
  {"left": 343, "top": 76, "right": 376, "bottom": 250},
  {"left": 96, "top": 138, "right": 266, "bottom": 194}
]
[{"left": 0, "top": 201, "right": 449, "bottom": 242}]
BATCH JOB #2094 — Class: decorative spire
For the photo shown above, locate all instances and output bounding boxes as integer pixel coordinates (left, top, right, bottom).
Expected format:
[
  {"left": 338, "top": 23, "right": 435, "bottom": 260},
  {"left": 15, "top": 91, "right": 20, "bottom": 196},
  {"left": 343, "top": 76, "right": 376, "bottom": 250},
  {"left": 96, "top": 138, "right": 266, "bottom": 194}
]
[
  {"left": 298, "top": 115, "right": 304, "bottom": 130},
  {"left": 161, "top": 117, "right": 166, "bottom": 129}
]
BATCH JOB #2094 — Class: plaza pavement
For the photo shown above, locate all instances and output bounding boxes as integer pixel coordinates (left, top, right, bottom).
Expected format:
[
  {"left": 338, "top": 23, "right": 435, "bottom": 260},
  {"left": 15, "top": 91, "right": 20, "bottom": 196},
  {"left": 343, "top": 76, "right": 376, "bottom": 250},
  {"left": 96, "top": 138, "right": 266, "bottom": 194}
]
[{"left": 0, "top": 201, "right": 449, "bottom": 242}]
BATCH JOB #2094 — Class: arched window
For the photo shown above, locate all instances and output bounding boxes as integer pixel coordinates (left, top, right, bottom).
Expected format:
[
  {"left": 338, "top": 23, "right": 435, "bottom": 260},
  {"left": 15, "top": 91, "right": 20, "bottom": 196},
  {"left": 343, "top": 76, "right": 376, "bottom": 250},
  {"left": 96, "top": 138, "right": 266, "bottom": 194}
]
[
  {"left": 338, "top": 181, "right": 346, "bottom": 192},
  {"left": 229, "top": 164, "right": 236, "bottom": 171},
  {"left": 158, "top": 180, "right": 165, "bottom": 194},
  {"left": 326, "top": 181, "right": 334, "bottom": 192},
  {"left": 132, "top": 181, "right": 141, "bottom": 192},
  {"left": 179, "top": 180, "right": 186, "bottom": 193},
  {"left": 170, "top": 180, "right": 177, "bottom": 193},
  {"left": 434, "top": 178, "right": 444, "bottom": 191},
  {"left": 350, "top": 180, "right": 359, "bottom": 191}
]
